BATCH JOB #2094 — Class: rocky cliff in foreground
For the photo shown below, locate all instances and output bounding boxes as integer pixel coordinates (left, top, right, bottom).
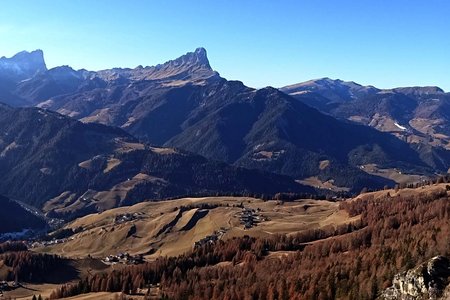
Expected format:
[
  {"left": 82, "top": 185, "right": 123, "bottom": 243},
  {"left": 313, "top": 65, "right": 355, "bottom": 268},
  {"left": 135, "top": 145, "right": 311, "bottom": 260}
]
[{"left": 379, "top": 256, "right": 450, "bottom": 300}]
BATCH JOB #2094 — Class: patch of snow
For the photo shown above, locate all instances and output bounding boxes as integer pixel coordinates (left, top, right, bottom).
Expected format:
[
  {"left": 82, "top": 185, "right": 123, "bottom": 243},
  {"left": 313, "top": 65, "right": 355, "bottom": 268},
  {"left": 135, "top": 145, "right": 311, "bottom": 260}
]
[
  {"left": 0, "top": 61, "right": 23, "bottom": 73},
  {"left": 289, "top": 90, "right": 311, "bottom": 96},
  {"left": 19, "top": 78, "right": 32, "bottom": 83},
  {"left": 394, "top": 122, "right": 407, "bottom": 131},
  {"left": 0, "top": 141, "right": 19, "bottom": 157},
  {"left": 36, "top": 99, "right": 54, "bottom": 109},
  {"left": 348, "top": 90, "right": 356, "bottom": 99},
  {"left": 40, "top": 167, "right": 52, "bottom": 175}
]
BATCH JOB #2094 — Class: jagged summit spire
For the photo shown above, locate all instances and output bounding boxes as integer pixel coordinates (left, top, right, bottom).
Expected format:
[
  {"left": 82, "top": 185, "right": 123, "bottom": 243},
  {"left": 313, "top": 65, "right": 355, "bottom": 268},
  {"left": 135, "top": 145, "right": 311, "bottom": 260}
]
[
  {"left": 165, "top": 47, "right": 211, "bottom": 70},
  {"left": 193, "top": 47, "right": 209, "bottom": 65}
]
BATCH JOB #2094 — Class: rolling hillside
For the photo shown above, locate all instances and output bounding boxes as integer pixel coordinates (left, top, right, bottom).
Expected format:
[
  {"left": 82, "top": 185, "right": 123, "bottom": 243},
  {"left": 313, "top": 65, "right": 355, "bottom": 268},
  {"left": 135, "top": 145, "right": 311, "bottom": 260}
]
[
  {"left": 36, "top": 196, "right": 355, "bottom": 259},
  {"left": 0, "top": 104, "right": 312, "bottom": 219}
]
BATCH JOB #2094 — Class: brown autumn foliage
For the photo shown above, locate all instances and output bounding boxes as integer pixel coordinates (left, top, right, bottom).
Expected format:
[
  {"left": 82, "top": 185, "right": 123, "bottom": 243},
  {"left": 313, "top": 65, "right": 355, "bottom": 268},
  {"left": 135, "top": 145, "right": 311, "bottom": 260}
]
[
  {"left": 0, "top": 241, "right": 27, "bottom": 254},
  {"left": 0, "top": 251, "right": 74, "bottom": 283},
  {"left": 51, "top": 187, "right": 450, "bottom": 300}
]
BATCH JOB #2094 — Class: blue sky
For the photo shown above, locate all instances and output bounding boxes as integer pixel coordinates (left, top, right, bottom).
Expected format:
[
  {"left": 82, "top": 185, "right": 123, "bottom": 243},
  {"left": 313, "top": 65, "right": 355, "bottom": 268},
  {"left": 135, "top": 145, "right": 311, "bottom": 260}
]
[{"left": 1, "top": 0, "right": 449, "bottom": 90}]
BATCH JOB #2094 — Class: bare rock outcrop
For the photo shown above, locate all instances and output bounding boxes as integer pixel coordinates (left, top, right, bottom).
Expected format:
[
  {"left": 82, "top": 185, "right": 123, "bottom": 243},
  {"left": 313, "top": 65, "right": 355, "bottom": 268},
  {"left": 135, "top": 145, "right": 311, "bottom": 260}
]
[{"left": 379, "top": 256, "right": 450, "bottom": 300}]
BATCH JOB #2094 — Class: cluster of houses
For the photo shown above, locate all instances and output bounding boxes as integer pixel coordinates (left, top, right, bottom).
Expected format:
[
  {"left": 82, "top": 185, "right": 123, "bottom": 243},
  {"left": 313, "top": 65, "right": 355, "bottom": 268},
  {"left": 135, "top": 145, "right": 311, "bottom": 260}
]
[
  {"left": 193, "top": 228, "right": 227, "bottom": 249},
  {"left": 47, "top": 217, "right": 65, "bottom": 229},
  {"left": 103, "top": 252, "right": 145, "bottom": 265},
  {"left": 29, "top": 236, "right": 74, "bottom": 249},
  {"left": 114, "top": 213, "right": 142, "bottom": 225},
  {"left": 239, "top": 207, "right": 265, "bottom": 229}
]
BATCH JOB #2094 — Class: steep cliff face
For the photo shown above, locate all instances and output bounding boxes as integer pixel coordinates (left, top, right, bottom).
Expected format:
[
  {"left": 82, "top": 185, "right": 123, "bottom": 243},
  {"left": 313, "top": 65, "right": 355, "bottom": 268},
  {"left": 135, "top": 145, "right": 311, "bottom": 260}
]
[
  {"left": 0, "top": 50, "right": 47, "bottom": 80},
  {"left": 379, "top": 256, "right": 450, "bottom": 300}
]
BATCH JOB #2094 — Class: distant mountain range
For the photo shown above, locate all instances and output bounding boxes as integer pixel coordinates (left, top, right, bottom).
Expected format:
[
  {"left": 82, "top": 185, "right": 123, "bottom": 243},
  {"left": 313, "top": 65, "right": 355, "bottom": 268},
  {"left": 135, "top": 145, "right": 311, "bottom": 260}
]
[
  {"left": 0, "top": 48, "right": 449, "bottom": 207},
  {"left": 282, "top": 78, "right": 450, "bottom": 170}
]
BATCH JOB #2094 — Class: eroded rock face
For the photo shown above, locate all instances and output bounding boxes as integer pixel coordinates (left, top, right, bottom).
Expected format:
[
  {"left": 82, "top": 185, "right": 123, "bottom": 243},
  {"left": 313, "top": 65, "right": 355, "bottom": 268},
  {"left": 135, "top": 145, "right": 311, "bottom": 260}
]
[
  {"left": 0, "top": 50, "right": 47, "bottom": 80},
  {"left": 379, "top": 256, "right": 450, "bottom": 300}
]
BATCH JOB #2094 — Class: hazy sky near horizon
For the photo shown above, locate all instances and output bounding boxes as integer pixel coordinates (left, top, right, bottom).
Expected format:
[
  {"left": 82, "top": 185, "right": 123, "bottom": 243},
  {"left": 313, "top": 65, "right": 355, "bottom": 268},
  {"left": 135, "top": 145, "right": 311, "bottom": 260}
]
[{"left": 1, "top": 0, "right": 449, "bottom": 91}]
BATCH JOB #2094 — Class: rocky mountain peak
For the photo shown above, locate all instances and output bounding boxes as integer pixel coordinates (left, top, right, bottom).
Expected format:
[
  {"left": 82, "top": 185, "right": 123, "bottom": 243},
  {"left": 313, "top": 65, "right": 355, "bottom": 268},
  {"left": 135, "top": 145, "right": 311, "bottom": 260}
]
[
  {"left": 47, "top": 65, "right": 81, "bottom": 79},
  {"left": 0, "top": 49, "right": 47, "bottom": 80},
  {"left": 156, "top": 47, "right": 212, "bottom": 71},
  {"left": 137, "top": 47, "right": 217, "bottom": 82},
  {"left": 193, "top": 47, "right": 209, "bottom": 65},
  {"left": 92, "top": 47, "right": 218, "bottom": 83}
]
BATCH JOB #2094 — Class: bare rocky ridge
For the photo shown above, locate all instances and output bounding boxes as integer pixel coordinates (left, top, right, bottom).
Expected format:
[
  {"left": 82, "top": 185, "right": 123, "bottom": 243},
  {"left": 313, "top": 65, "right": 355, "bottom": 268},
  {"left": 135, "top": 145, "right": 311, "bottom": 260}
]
[
  {"left": 91, "top": 47, "right": 219, "bottom": 83},
  {"left": 282, "top": 77, "right": 380, "bottom": 102}
]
